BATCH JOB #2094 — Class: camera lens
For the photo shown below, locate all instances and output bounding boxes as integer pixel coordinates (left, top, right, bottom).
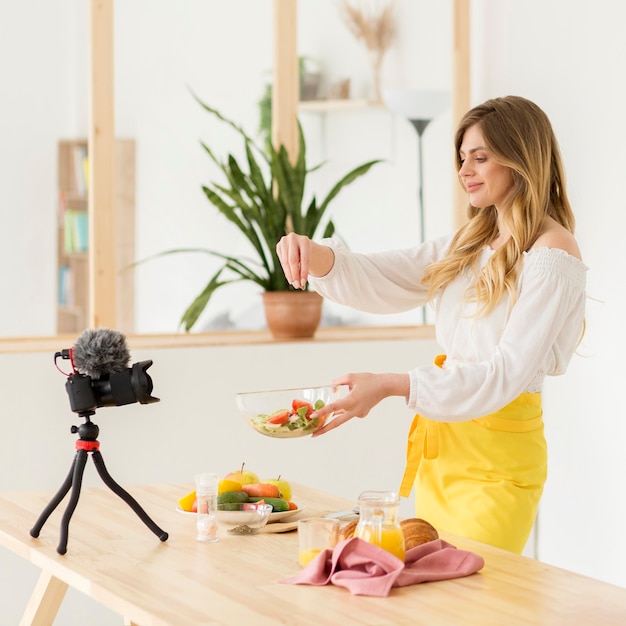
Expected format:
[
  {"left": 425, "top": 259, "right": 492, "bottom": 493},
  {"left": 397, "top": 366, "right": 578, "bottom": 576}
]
[
  {"left": 130, "top": 360, "right": 159, "bottom": 405},
  {"left": 64, "top": 360, "right": 159, "bottom": 415}
]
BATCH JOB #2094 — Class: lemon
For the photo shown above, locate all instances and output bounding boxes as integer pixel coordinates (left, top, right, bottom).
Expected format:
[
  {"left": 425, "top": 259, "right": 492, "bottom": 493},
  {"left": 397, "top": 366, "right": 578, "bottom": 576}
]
[
  {"left": 178, "top": 490, "right": 196, "bottom": 512},
  {"left": 218, "top": 478, "right": 243, "bottom": 495}
]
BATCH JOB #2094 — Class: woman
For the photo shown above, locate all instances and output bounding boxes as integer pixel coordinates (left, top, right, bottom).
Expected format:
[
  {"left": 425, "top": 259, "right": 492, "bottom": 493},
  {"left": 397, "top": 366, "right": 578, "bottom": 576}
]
[{"left": 276, "top": 96, "right": 587, "bottom": 554}]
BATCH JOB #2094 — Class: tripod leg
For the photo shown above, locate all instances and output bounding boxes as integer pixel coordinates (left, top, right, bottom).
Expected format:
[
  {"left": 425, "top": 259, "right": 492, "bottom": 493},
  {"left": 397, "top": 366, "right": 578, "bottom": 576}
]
[
  {"left": 91, "top": 450, "right": 168, "bottom": 542},
  {"left": 30, "top": 455, "right": 78, "bottom": 539},
  {"left": 57, "top": 449, "right": 89, "bottom": 555}
]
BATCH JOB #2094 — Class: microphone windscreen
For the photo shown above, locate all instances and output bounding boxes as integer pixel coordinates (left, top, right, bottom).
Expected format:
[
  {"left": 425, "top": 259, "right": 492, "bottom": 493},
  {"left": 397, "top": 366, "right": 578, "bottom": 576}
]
[{"left": 72, "top": 328, "right": 131, "bottom": 379}]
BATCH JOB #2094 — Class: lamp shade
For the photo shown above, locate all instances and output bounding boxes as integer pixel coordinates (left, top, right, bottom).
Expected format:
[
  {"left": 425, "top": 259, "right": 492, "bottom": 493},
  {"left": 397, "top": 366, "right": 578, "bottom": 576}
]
[{"left": 382, "top": 89, "right": 450, "bottom": 121}]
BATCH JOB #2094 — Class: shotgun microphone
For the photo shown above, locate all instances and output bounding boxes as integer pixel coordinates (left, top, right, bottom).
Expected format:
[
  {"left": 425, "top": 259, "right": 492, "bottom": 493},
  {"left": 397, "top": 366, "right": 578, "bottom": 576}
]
[{"left": 71, "top": 328, "right": 131, "bottom": 379}]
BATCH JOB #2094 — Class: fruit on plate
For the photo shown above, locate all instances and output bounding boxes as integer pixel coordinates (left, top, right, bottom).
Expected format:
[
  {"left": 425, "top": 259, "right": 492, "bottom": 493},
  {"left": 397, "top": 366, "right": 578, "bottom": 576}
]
[
  {"left": 217, "top": 491, "right": 249, "bottom": 510},
  {"left": 217, "top": 491, "right": 250, "bottom": 505},
  {"left": 262, "top": 476, "right": 292, "bottom": 501},
  {"left": 248, "top": 497, "right": 291, "bottom": 512},
  {"left": 178, "top": 490, "right": 197, "bottom": 513},
  {"left": 241, "top": 483, "right": 281, "bottom": 498},
  {"left": 218, "top": 478, "right": 243, "bottom": 495},
  {"left": 223, "top": 463, "right": 259, "bottom": 485}
]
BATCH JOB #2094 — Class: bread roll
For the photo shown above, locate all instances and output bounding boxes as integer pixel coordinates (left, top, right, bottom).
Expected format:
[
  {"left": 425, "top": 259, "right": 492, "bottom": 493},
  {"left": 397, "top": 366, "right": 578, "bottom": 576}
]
[
  {"left": 400, "top": 518, "right": 439, "bottom": 550},
  {"left": 339, "top": 519, "right": 358, "bottom": 541},
  {"left": 338, "top": 517, "right": 438, "bottom": 550}
]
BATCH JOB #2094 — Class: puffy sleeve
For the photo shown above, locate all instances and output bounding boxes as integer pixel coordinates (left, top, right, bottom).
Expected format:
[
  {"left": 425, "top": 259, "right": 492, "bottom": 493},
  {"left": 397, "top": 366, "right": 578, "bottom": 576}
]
[
  {"left": 308, "top": 234, "right": 454, "bottom": 314},
  {"left": 408, "top": 248, "right": 588, "bottom": 421}
]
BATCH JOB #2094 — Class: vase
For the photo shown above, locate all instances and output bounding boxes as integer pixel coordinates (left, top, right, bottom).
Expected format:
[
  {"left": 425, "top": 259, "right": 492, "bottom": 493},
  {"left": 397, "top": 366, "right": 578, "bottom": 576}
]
[
  {"left": 262, "top": 291, "right": 323, "bottom": 340},
  {"left": 369, "top": 50, "right": 384, "bottom": 105}
]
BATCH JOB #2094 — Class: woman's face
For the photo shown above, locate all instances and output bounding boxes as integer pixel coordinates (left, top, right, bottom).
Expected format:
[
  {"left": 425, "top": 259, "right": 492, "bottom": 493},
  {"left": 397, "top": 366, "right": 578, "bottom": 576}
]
[{"left": 458, "top": 124, "right": 513, "bottom": 210}]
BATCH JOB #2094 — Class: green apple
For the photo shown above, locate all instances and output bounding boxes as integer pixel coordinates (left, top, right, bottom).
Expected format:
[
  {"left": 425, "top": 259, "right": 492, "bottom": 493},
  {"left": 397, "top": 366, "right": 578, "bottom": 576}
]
[
  {"left": 263, "top": 476, "right": 292, "bottom": 501},
  {"left": 224, "top": 463, "right": 259, "bottom": 485}
]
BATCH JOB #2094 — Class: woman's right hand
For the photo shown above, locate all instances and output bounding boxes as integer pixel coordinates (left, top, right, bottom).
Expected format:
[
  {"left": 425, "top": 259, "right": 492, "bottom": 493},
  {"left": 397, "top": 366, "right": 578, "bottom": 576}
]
[
  {"left": 309, "top": 372, "right": 410, "bottom": 437},
  {"left": 276, "top": 232, "right": 334, "bottom": 290}
]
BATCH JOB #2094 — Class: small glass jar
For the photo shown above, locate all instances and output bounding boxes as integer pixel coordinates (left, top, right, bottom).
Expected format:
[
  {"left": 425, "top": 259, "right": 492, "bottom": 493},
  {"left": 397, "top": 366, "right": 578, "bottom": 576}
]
[
  {"left": 195, "top": 472, "right": 219, "bottom": 542},
  {"left": 354, "top": 491, "right": 405, "bottom": 561}
]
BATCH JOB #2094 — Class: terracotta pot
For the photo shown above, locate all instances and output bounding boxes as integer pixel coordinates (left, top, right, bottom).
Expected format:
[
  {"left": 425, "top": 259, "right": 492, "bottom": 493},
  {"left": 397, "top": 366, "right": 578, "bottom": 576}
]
[{"left": 262, "top": 291, "right": 323, "bottom": 340}]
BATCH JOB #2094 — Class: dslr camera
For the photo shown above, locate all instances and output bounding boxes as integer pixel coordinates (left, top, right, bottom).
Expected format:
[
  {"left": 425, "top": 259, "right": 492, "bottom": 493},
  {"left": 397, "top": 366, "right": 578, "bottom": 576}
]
[{"left": 55, "top": 328, "right": 159, "bottom": 416}]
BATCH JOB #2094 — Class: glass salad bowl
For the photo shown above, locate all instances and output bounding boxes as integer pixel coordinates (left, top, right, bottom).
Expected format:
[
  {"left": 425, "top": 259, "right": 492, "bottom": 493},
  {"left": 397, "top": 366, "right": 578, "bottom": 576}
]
[
  {"left": 236, "top": 385, "right": 345, "bottom": 439},
  {"left": 216, "top": 503, "right": 273, "bottom": 535}
]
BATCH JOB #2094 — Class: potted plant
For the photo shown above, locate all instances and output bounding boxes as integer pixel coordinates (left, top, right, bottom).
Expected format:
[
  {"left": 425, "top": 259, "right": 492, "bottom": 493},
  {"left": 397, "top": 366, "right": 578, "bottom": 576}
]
[{"left": 155, "top": 94, "right": 381, "bottom": 338}]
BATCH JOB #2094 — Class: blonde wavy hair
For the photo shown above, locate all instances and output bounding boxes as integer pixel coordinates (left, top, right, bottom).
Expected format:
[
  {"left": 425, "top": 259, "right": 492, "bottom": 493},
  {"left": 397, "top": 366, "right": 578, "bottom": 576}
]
[{"left": 422, "top": 95, "right": 575, "bottom": 315}]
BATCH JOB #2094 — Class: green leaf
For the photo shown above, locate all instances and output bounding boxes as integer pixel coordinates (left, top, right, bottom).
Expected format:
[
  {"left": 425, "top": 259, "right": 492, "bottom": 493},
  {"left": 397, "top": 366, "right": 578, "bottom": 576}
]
[
  {"left": 190, "top": 88, "right": 267, "bottom": 160},
  {"left": 179, "top": 269, "right": 233, "bottom": 331},
  {"left": 317, "top": 160, "right": 382, "bottom": 216},
  {"left": 322, "top": 220, "right": 336, "bottom": 239}
]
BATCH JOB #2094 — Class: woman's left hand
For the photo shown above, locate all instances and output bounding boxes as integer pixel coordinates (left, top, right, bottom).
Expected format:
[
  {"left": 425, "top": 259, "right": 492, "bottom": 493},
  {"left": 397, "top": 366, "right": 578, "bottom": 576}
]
[{"left": 311, "top": 372, "right": 410, "bottom": 436}]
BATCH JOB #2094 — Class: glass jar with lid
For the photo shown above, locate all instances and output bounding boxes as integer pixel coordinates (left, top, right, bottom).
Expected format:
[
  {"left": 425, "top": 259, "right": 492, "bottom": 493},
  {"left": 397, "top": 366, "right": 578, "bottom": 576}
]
[{"left": 354, "top": 490, "right": 405, "bottom": 561}]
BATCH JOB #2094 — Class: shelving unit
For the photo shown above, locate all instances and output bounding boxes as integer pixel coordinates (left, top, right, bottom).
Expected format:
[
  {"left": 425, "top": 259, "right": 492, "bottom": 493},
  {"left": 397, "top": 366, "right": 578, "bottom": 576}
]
[{"left": 56, "top": 139, "right": 136, "bottom": 334}]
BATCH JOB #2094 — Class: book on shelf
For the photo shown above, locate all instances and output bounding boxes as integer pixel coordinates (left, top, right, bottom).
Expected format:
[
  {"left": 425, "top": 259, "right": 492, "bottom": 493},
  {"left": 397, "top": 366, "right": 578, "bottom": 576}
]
[
  {"left": 63, "top": 209, "right": 88, "bottom": 253},
  {"left": 58, "top": 190, "right": 67, "bottom": 216},
  {"left": 83, "top": 154, "right": 89, "bottom": 193},
  {"left": 72, "top": 144, "right": 89, "bottom": 195},
  {"left": 58, "top": 265, "right": 74, "bottom": 306},
  {"left": 73, "top": 211, "right": 88, "bottom": 251}
]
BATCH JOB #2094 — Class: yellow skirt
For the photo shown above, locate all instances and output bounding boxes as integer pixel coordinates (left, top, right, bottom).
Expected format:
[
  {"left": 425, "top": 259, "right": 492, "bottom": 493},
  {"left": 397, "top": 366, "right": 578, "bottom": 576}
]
[{"left": 399, "top": 364, "right": 546, "bottom": 554}]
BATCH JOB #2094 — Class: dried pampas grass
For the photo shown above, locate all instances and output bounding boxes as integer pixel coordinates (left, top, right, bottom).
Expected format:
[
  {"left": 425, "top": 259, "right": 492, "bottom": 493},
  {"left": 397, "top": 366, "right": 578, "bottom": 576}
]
[{"left": 338, "top": 0, "right": 396, "bottom": 103}]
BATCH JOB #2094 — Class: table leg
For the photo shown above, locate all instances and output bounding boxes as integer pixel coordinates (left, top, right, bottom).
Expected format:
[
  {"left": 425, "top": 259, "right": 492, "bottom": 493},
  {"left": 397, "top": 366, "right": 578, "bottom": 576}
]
[{"left": 20, "top": 570, "right": 68, "bottom": 626}]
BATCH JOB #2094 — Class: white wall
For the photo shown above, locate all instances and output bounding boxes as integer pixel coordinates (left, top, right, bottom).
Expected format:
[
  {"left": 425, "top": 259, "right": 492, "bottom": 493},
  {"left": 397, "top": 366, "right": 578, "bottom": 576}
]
[
  {"left": 0, "top": 337, "right": 438, "bottom": 625},
  {"left": 470, "top": 0, "right": 626, "bottom": 586}
]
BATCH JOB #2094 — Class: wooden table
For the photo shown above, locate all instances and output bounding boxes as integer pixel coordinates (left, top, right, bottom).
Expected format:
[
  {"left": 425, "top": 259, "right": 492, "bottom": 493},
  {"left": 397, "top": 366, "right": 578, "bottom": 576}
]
[{"left": 1, "top": 482, "right": 625, "bottom": 625}]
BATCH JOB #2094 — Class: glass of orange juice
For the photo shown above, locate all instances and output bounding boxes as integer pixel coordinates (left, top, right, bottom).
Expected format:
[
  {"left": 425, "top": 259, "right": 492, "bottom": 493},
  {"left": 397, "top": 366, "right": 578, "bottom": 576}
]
[
  {"left": 297, "top": 518, "right": 340, "bottom": 567},
  {"left": 354, "top": 491, "right": 406, "bottom": 562}
]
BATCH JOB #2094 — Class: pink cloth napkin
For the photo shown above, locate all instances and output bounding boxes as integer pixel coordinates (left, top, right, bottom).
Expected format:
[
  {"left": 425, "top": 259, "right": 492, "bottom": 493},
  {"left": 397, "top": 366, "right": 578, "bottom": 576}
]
[{"left": 279, "top": 537, "right": 485, "bottom": 597}]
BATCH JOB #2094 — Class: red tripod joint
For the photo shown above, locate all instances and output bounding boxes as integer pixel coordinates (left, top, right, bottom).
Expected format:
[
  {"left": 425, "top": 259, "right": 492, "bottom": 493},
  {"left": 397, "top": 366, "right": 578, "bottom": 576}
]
[{"left": 75, "top": 440, "right": 100, "bottom": 451}]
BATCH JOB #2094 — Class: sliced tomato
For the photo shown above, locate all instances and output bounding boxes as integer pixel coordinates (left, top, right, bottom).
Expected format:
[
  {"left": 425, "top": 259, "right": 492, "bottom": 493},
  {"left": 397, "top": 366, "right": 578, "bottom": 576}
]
[
  {"left": 292, "top": 399, "right": 314, "bottom": 418},
  {"left": 267, "top": 410, "right": 290, "bottom": 425}
]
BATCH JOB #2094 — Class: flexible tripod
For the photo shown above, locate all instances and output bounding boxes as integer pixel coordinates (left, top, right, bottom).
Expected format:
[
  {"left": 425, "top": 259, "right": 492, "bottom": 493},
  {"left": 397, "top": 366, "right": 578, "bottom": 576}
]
[{"left": 30, "top": 412, "right": 169, "bottom": 554}]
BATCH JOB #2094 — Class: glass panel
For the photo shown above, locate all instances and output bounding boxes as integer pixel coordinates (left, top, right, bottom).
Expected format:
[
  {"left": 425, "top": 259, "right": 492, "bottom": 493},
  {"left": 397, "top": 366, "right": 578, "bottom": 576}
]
[
  {"left": 0, "top": 0, "right": 88, "bottom": 337},
  {"left": 116, "top": 0, "right": 275, "bottom": 333},
  {"left": 121, "top": 0, "right": 453, "bottom": 334},
  {"left": 1, "top": 0, "right": 453, "bottom": 339}
]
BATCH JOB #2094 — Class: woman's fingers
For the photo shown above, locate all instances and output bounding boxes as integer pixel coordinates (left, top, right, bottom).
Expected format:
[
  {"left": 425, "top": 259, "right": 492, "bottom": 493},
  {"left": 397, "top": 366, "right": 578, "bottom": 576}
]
[
  {"left": 310, "top": 387, "right": 363, "bottom": 437},
  {"left": 276, "top": 233, "right": 311, "bottom": 289},
  {"left": 294, "top": 239, "right": 310, "bottom": 288},
  {"left": 309, "top": 372, "right": 397, "bottom": 437},
  {"left": 312, "top": 412, "right": 353, "bottom": 436}
]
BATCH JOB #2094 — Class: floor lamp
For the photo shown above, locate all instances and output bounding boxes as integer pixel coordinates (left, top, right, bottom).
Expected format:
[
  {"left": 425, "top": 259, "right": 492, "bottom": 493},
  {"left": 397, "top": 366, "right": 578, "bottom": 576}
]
[{"left": 382, "top": 89, "right": 449, "bottom": 323}]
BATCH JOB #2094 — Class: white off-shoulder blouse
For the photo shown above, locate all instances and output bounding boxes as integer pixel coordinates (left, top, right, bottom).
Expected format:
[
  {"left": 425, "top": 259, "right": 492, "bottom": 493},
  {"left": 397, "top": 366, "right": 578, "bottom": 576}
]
[{"left": 309, "top": 235, "right": 588, "bottom": 422}]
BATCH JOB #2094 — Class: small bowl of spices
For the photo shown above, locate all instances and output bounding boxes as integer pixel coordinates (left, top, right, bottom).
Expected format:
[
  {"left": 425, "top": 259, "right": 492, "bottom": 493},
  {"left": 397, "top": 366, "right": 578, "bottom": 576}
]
[{"left": 217, "top": 503, "right": 273, "bottom": 535}]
